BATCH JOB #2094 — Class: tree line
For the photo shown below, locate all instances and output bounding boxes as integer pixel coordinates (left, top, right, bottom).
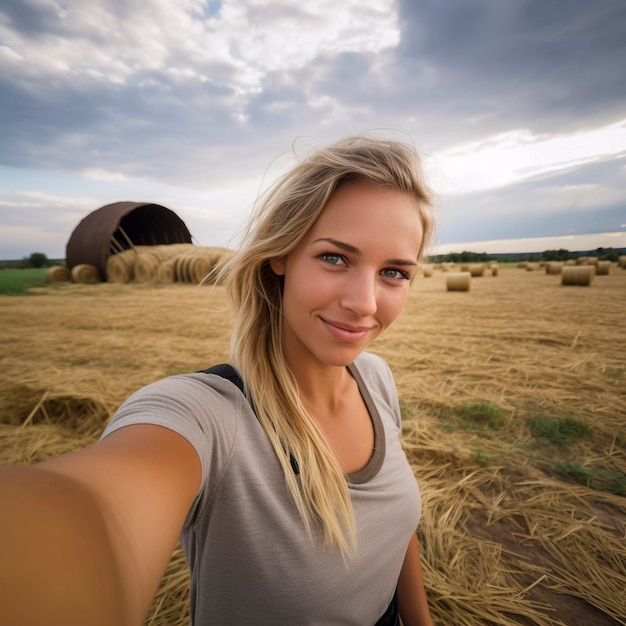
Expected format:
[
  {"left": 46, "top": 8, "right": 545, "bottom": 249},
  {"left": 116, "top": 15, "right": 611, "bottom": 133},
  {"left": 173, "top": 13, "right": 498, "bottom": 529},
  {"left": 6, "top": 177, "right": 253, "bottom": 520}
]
[
  {"left": 430, "top": 247, "right": 623, "bottom": 264},
  {"left": 0, "top": 252, "right": 57, "bottom": 270}
]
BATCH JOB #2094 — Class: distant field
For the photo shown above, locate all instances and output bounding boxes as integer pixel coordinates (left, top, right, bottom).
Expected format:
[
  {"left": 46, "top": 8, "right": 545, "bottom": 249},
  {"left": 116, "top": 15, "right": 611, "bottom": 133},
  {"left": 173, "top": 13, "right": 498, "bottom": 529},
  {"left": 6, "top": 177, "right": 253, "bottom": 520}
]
[
  {"left": 0, "top": 268, "right": 47, "bottom": 295},
  {"left": 1, "top": 264, "right": 625, "bottom": 625}
]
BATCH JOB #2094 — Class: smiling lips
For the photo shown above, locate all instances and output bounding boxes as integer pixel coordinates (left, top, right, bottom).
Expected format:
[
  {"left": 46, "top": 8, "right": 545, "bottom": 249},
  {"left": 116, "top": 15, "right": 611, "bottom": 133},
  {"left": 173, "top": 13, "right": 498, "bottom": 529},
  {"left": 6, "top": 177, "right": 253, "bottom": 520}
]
[{"left": 321, "top": 318, "right": 373, "bottom": 343}]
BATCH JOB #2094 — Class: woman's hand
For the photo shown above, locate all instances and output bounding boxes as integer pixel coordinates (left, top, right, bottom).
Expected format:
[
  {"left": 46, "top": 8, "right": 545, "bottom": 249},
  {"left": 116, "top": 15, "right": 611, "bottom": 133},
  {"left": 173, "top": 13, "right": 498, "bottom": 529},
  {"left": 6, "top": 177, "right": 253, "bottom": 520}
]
[{"left": 0, "top": 424, "right": 201, "bottom": 626}]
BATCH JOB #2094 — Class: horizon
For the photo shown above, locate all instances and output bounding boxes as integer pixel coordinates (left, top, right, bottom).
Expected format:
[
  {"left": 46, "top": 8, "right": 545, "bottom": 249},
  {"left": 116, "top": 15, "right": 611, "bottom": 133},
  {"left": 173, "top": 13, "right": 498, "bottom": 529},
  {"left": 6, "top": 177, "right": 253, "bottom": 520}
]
[{"left": 3, "top": 230, "right": 625, "bottom": 263}]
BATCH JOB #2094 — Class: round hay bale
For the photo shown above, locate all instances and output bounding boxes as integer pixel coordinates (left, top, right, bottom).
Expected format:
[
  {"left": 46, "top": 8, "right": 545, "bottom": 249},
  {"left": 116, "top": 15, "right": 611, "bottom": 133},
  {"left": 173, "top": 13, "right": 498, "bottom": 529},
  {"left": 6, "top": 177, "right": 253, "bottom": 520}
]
[
  {"left": 596, "top": 261, "right": 611, "bottom": 275},
  {"left": 517, "top": 262, "right": 528, "bottom": 269},
  {"left": 106, "top": 251, "right": 136, "bottom": 283},
  {"left": 155, "top": 258, "right": 176, "bottom": 284},
  {"left": 71, "top": 264, "right": 101, "bottom": 283},
  {"left": 490, "top": 264, "right": 499, "bottom": 277},
  {"left": 172, "top": 255, "right": 187, "bottom": 283},
  {"left": 469, "top": 263, "right": 485, "bottom": 277},
  {"left": 173, "top": 254, "right": 195, "bottom": 283},
  {"left": 191, "top": 254, "right": 216, "bottom": 284},
  {"left": 565, "top": 259, "right": 576, "bottom": 266},
  {"left": 152, "top": 243, "right": 194, "bottom": 262},
  {"left": 446, "top": 272, "right": 471, "bottom": 292},
  {"left": 618, "top": 255, "right": 626, "bottom": 269},
  {"left": 45, "top": 265, "right": 71, "bottom": 283},
  {"left": 134, "top": 252, "right": 161, "bottom": 283},
  {"left": 546, "top": 262, "right": 564, "bottom": 275},
  {"left": 526, "top": 262, "right": 538, "bottom": 271},
  {"left": 422, "top": 264, "right": 433, "bottom": 277},
  {"left": 576, "top": 256, "right": 598, "bottom": 266},
  {"left": 154, "top": 245, "right": 175, "bottom": 263},
  {"left": 561, "top": 265, "right": 595, "bottom": 286},
  {"left": 183, "top": 254, "right": 197, "bottom": 283}
]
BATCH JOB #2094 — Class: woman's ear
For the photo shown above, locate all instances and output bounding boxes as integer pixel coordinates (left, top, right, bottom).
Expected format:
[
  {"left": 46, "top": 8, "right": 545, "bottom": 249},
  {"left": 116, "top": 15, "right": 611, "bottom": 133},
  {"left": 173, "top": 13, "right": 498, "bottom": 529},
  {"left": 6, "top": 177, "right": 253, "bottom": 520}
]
[{"left": 269, "top": 257, "right": 286, "bottom": 276}]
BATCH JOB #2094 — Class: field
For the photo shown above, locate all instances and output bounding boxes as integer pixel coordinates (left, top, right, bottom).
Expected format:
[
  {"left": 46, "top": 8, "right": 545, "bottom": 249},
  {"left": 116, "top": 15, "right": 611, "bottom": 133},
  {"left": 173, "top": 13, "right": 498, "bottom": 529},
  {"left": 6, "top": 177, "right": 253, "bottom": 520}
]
[
  {"left": 1, "top": 264, "right": 625, "bottom": 625},
  {"left": 0, "top": 267, "right": 48, "bottom": 295}
]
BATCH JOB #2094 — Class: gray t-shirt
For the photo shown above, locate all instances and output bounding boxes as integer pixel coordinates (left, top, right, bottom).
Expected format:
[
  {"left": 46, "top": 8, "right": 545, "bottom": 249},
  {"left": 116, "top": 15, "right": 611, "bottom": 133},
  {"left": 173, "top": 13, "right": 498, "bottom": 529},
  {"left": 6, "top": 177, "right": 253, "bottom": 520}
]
[{"left": 102, "top": 351, "right": 421, "bottom": 625}]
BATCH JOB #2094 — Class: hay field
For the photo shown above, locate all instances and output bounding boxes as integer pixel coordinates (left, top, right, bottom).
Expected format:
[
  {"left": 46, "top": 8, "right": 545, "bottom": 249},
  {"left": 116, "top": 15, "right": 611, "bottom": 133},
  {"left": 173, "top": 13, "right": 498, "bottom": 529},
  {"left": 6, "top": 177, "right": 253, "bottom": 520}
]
[{"left": 1, "top": 265, "right": 625, "bottom": 625}]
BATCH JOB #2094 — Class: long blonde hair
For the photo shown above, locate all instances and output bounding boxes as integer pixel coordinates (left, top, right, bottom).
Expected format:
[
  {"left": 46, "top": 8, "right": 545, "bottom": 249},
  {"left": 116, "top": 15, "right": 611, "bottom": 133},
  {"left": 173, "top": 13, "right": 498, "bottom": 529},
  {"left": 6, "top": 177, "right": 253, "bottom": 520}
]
[{"left": 223, "top": 134, "right": 434, "bottom": 556}]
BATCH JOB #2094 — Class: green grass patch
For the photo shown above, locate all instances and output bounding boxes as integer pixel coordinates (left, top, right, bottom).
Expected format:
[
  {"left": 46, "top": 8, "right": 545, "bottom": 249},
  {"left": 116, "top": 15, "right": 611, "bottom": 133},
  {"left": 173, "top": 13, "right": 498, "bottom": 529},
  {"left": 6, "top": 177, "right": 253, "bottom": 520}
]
[
  {"left": 606, "top": 368, "right": 624, "bottom": 380},
  {"left": 434, "top": 401, "right": 505, "bottom": 433},
  {"left": 0, "top": 268, "right": 48, "bottom": 295},
  {"left": 511, "top": 440, "right": 534, "bottom": 453},
  {"left": 461, "top": 402, "right": 504, "bottom": 429},
  {"left": 528, "top": 412, "right": 591, "bottom": 446},
  {"left": 60, "top": 357, "right": 92, "bottom": 366},
  {"left": 471, "top": 448, "right": 503, "bottom": 467},
  {"left": 548, "top": 461, "right": 626, "bottom": 496},
  {"left": 399, "top": 399, "right": 415, "bottom": 421}
]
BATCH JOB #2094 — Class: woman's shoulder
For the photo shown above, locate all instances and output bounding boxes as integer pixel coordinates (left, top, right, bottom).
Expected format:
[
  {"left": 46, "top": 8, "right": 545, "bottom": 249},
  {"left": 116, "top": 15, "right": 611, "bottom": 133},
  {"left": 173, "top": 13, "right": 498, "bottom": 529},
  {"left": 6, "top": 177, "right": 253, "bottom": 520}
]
[
  {"left": 102, "top": 370, "right": 247, "bottom": 443},
  {"left": 102, "top": 371, "right": 251, "bottom": 502},
  {"left": 116, "top": 370, "right": 244, "bottom": 413}
]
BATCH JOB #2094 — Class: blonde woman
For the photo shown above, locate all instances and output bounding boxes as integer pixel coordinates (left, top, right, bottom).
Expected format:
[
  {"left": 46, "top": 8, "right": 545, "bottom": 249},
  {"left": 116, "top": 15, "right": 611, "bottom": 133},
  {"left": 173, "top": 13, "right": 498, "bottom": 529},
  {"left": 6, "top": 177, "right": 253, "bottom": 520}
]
[{"left": 1, "top": 135, "right": 435, "bottom": 626}]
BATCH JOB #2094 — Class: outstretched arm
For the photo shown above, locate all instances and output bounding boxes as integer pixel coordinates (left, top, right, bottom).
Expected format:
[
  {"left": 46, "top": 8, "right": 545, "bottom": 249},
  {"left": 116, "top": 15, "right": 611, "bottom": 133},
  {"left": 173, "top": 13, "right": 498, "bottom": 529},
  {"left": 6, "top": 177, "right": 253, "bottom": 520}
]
[
  {"left": 397, "top": 533, "right": 434, "bottom": 626},
  {"left": 0, "top": 424, "right": 201, "bottom": 626}
]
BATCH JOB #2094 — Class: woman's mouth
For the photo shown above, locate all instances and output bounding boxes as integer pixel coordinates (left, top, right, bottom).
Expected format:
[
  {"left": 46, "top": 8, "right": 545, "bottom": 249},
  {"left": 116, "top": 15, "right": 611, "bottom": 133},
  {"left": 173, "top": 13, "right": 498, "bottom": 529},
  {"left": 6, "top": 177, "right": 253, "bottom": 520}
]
[{"left": 321, "top": 318, "right": 372, "bottom": 343}]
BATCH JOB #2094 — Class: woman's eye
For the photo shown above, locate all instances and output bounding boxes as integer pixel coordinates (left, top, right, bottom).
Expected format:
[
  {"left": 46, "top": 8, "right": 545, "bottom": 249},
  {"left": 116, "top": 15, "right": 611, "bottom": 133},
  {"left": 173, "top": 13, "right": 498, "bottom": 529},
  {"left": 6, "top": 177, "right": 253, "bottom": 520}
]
[
  {"left": 382, "top": 268, "right": 410, "bottom": 280},
  {"left": 320, "top": 253, "right": 346, "bottom": 266}
]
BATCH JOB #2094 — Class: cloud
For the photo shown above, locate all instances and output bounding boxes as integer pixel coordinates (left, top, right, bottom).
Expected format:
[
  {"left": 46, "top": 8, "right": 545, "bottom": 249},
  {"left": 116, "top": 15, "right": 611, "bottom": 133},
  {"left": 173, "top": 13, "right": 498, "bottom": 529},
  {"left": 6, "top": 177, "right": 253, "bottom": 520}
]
[
  {"left": 0, "top": 0, "right": 405, "bottom": 186},
  {"left": 429, "top": 118, "right": 626, "bottom": 194},
  {"left": 3, "top": 0, "right": 624, "bottom": 177},
  {"left": 394, "top": 0, "right": 626, "bottom": 143},
  {"left": 436, "top": 153, "right": 626, "bottom": 244},
  {"left": 0, "top": 0, "right": 625, "bottom": 258}
]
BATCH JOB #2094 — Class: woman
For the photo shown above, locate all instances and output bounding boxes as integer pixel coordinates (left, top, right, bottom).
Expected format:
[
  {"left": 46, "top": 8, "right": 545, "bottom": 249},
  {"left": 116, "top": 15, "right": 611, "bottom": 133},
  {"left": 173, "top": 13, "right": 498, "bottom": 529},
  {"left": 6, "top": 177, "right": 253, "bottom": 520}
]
[{"left": 0, "top": 135, "right": 435, "bottom": 625}]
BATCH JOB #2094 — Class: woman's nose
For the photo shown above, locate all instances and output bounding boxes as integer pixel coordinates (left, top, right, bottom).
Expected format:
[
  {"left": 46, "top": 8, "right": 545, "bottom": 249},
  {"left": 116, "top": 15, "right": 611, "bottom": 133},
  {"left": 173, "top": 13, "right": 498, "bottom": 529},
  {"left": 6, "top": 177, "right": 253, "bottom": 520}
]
[{"left": 339, "top": 274, "right": 378, "bottom": 317}]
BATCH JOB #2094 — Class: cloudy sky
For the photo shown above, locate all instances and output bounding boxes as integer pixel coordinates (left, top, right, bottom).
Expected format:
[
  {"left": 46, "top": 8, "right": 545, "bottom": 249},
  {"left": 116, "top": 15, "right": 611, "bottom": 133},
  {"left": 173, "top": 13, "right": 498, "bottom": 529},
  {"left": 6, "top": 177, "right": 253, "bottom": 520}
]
[{"left": 1, "top": 0, "right": 625, "bottom": 259}]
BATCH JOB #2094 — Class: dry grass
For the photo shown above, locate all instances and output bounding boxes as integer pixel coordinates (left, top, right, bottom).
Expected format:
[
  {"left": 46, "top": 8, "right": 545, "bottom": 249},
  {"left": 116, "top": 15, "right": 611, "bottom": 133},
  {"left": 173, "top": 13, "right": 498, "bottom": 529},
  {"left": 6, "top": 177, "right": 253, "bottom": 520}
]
[{"left": 1, "top": 265, "right": 625, "bottom": 625}]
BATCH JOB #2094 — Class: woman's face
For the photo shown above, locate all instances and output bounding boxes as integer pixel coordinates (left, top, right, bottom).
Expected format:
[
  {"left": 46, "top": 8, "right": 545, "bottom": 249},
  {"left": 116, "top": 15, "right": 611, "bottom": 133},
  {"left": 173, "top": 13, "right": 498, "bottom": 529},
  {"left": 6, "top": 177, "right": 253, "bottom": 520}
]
[{"left": 271, "top": 178, "right": 424, "bottom": 371}]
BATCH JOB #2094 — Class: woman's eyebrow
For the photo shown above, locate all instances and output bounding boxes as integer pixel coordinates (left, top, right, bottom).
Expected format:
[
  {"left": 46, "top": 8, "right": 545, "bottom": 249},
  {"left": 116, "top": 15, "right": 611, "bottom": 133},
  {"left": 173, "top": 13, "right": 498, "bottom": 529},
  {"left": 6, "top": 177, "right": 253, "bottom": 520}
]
[
  {"left": 312, "top": 237, "right": 417, "bottom": 267},
  {"left": 313, "top": 237, "right": 360, "bottom": 254}
]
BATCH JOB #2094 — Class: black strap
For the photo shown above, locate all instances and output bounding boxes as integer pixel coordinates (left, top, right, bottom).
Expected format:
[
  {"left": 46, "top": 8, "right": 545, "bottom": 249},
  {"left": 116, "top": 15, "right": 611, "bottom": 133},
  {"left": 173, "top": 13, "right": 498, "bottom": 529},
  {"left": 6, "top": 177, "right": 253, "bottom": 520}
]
[
  {"left": 200, "top": 364, "right": 300, "bottom": 476},
  {"left": 200, "top": 363, "right": 245, "bottom": 393},
  {"left": 374, "top": 590, "right": 399, "bottom": 626}
]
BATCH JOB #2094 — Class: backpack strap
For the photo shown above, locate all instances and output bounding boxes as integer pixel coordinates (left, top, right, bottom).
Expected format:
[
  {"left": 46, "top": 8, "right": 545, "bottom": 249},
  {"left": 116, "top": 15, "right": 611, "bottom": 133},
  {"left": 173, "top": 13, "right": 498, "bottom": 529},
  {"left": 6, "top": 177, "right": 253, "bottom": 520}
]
[
  {"left": 200, "top": 363, "right": 245, "bottom": 394},
  {"left": 199, "top": 364, "right": 300, "bottom": 476}
]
